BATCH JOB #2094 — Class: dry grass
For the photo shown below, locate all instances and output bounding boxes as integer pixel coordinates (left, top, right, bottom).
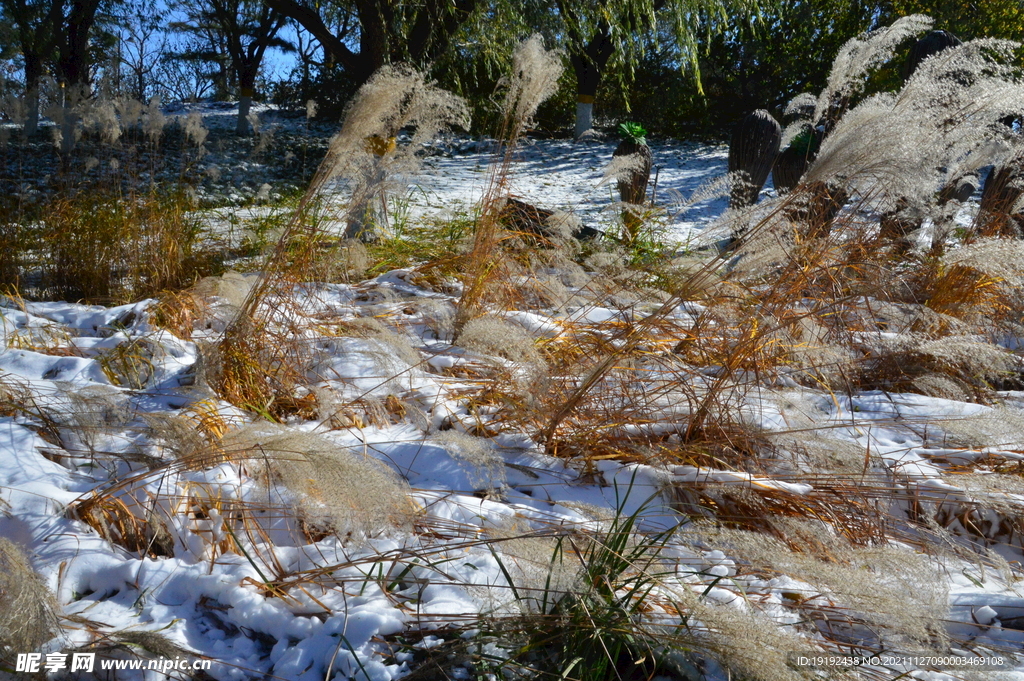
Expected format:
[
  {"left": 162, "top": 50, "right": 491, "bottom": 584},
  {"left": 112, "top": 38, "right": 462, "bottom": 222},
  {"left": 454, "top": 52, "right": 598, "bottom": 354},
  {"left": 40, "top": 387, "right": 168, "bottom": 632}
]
[
  {"left": 454, "top": 34, "right": 564, "bottom": 337},
  {"left": 5, "top": 17, "right": 1024, "bottom": 681},
  {"left": 2, "top": 188, "right": 221, "bottom": 303},
  {"left": 213, "top": 66, "right": 469, "bottom": 416},
  {"left": 0, "top": 538, "right": 62, "bottom": 666}
]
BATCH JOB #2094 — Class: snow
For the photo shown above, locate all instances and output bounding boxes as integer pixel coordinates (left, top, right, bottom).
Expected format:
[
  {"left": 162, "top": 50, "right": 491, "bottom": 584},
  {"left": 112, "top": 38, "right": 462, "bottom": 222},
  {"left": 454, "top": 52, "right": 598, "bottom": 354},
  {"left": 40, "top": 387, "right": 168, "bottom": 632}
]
[{"left": 3, "top": 122, "right": 1024, "bottom": 680}]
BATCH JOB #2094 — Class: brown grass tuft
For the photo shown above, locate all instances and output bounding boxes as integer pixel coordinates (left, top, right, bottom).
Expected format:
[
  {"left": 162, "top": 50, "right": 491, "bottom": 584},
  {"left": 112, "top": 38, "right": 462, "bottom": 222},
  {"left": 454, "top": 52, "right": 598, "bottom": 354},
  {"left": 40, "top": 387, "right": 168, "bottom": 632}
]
[{"left": 0, "top": 538, "right": 62, "bottom": 664}]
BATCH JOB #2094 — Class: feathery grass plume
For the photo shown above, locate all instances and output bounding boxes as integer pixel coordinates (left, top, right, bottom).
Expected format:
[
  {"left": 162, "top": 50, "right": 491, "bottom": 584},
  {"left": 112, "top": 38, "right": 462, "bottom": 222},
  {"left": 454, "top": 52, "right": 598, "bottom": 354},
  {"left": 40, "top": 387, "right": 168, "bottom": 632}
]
[
  {"left": 454, "top": 35, "right": 563, "bottom": 337},
  {"left": 936, "top": 474, "right": 1024, "bottom": 536},
  {"left": 417, "top": 298, "right": 457, "bottom": 340},
  {"left": 318, "top": 64, "right": 470, "bottom": 240},
  {"left": 485, "top": 527, "right": 583, "bottom": 615},
  {"left": 457, "top": 315, "right": 544, "bottom": 366},
  {"left": 311, "top": 316, "right": 422, "bottom": 395},
  {"left": 807, "top": 37, "right": 1024, "bottom": 217},
  {"left": 250, "top": 113, "right": 278, "bottom": 155},
  {"left": 185, "top": 111, "right": 208, "bottom": 148},
  {"left": 190, "top": 271, "right": 256, "bottom": 331},
  {"left": 0, "top": 538, "right": 62, "bottom": 665},
  {"left": 481, "top": 505, "right": 688, "bottom": 679},
  {"left": 694, "top": 520, "right": 948, "bottom": 652},
  {"left": 143, "top": 95, "right": 165, "bottom": 144},
  {"left": 223, "top": 425, "right": 412, "bottom": 536},
  {"left": 497, "top": 34, "right": 563, "bottom": 141},
  {"left": 99, "top": 629, "right": 195, "bottom": 663},
  {"left": 321, "top": 64, "right": 470, "bottom": 185},
  {"left": 876, "top": 331, "right": 1019, "bottom": 391},
  {"left": 116, "top": 97, "right": 145, "bottom": 130},
  {"left": 773, "top": 313, "right": 856, "bottom": 386},
  {"left": 770, "top": 431, "right": 874, "bottom": 474},
  {"left": 82, "top": 98, "right": 121, "bottom": 146},
  {"left": 859, "top": 334, "right": 1020, "bottom": 396},
  {"left": 56, "top": 384, "right": 133, "bottom": 455},
  {"left": 143, "top": 412, "right": 218, "bottom": 468},
  {"left": 434, "top": 430, "right": 505, "bottom": 490},
  {"left": 665, "top": 580, "right": 816, "bottom": 681},
  {"left": 310, "top": 238, "right": 370, "bottom": 283},
  {"left": 331, "top": 316, "right": 421, "bottom": 367},
  {"left": 813, "top": 14, "right": 933, "bottom": 129},
  {"left": 941, "top": 237, "right": 1024, "bottom": 292},
  {"left": 930, "top": 406, "right": 1024, "bottom": 451},
  {"left": 215, "top": 66, "right": 467, "bottom": 415}
]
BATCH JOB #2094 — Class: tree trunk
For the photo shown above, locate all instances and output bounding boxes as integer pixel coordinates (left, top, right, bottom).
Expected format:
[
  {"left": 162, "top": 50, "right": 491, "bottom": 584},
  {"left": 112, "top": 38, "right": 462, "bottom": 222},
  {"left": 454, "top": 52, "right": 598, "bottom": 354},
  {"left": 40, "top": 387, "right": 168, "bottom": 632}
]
[
  {"left": 236, "top": 68, "right": 256, "bottom": 135},
  {"left": 569, "top": 23, "right": 613, "bottom": 139},
  {"left": 237, "top": 90, "right": 253, "bottom": 135},
  {"left": 23, "top": 52, "right": 43, "bottom": 137},
  {"left": 574, "top": 100, "right": 594, "bottom": 140}
]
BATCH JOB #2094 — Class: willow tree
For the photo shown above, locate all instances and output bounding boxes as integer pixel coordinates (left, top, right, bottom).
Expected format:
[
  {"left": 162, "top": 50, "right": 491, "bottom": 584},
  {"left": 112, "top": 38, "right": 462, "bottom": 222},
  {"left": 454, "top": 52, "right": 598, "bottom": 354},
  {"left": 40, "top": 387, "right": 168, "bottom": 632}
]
[
  {"left": 265, "top": 0, "right": 775, "bottom": 136},
  {"left": 556, "top": 0, "right": 768, "bottom": 138},
  {"left": 886, "top": 0, "right": 1024, "bottom": 41}
]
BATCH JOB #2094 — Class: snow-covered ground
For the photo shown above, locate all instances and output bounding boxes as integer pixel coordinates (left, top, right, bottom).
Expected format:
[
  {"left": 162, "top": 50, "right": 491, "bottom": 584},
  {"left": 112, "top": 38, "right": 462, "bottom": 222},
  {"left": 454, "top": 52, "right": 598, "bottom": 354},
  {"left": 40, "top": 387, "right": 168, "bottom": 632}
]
[{"left": 2, "top": 124, "right": 1024, "bottom": 681}]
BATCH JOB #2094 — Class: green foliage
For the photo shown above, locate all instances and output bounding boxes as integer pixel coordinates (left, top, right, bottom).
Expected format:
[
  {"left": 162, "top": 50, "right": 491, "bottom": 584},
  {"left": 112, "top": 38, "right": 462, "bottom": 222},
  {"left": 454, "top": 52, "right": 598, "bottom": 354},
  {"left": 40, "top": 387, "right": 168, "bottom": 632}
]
[
  {"left": 788, "top": 125, "right": 817, "bottom": 156},
  {"left": 887, "top": 0, "right": 1024, "bottom": 42},
  {"left": 618, "top": 121, "right": 647, "bottom": 145},
  {"left": 688, "top": 0, "right": 880, "bottom": 133}
]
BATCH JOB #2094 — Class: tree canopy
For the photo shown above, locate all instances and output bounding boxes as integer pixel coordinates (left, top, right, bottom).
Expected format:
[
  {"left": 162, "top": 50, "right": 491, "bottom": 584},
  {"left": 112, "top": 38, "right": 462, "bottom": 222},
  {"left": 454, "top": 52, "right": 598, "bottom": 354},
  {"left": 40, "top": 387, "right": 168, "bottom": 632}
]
[{"left": 3, "top": 0, "right": 1024, "bottom": 138}]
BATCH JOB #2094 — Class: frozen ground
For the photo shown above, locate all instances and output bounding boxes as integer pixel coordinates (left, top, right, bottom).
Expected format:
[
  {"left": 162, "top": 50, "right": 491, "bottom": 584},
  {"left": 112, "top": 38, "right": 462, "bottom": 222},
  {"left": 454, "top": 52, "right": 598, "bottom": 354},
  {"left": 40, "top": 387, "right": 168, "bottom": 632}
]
[{"left": 1, "top": 107, "right": 1023, "bottom": 681}]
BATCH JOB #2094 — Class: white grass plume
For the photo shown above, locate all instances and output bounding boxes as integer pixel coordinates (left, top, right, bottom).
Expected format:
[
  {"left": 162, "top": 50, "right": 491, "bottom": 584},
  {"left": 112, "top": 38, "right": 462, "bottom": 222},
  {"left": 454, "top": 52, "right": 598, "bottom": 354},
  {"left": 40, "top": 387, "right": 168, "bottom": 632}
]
[
  {"left": 815, "top": 14, "right": 933, "bottom": 124},
  {"left": 942, "top": 238, "right": 1024, "bottom": 289},
  {"left": 666, "top": 581, "right": 815, "bottom": 681},
  {"left": 0, "top": 538, "right": 62, "bottom": 663},
  {"left": 695, "top": 521, "right": 948, "bottom": 651},
  {"left": 784, "top": 92, "right": 817, "bottom": 120},
  {"left": 116, "top": 98, "right": 145, "bottom": 129},
  {"left": 185, "top": 112, "right": 208, "bottom": 147},
  {"left": 434, "top": 430, "right": 505, "bottom": 490},
  {"left": 321, "top": 65, "right": 470, "bottom": 185},
  {"left": 224, "top": 425, "right": 412, "bottom": 536},
  {"left": 599, "top": 152, "right": 648, "bottom": 188},
  {"left": 83, "top": 99, "right": 121, "bottom": 145},
  {"left": 808, "top": 37, "right": 1024, "bottom": 214},
  {"left": 482, "top": 522, "right": 582, "bottom": 615},
  {"left": 457, "top": 314, "right": 543, "bottom": 366},
  {"left": 143, "top": 95, "right": 165, "bottom": 144},
  {"left": 930, "top": 405, "right": 1024, "bottom": 451},
  {"left": 500, "top": 34, "right": 563, "bottom": 137},
  {"left": 335, "top": 316, "right": 421, "bottom": 367}
]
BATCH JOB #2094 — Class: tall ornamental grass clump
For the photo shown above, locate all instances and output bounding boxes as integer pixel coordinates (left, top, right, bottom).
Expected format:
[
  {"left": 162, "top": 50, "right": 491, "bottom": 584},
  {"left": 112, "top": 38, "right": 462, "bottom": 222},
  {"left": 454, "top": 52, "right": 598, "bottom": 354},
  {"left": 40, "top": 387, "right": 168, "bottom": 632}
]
[
  {"left": 2, "top": 189, "right": 218, "bottom": 303},
  {"left": 454, "top": 34, "right": 564, "bottom": 338},
  {"left": 215, "top": 65, "right": 469, "bottom": 416}
]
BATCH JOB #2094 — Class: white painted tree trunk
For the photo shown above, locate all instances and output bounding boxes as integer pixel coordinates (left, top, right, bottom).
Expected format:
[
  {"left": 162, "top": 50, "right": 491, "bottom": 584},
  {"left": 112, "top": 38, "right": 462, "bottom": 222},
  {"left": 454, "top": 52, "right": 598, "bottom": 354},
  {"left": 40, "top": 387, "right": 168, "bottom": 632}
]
[
  {"left": 237, "top": 90, "right": 253, "bottom": 135},
  {"left": 574, "top": 98, "right": 594, "bottom": 139}
]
